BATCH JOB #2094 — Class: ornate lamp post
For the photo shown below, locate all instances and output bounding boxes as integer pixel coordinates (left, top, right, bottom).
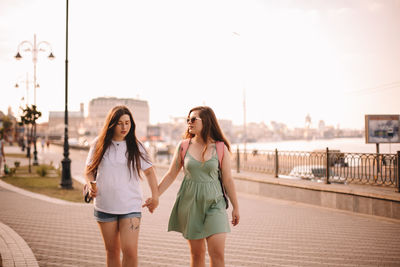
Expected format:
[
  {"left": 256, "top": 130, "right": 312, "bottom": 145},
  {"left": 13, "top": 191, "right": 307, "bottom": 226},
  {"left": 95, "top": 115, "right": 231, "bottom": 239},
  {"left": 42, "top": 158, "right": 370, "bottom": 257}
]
[
  {"left": 232, "top": 31, "right": 247, "bottom": 160},
  {"left": 60, "top": 0, "right": 73, "bottom": 189},
  {"left": 14, "top": 72, "right": 37, "bottom": 106},
  {"left": 15, "top": 72, "right": 37, "bottom": 156},
  {"left": 15, "top": 34, "right": 55, "bottom": 165}
]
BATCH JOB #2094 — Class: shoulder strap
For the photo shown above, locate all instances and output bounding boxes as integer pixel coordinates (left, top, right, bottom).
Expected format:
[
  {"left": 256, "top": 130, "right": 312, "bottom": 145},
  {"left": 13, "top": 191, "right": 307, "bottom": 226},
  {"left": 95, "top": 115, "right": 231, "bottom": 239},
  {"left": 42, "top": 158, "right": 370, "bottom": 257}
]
[
  {"left": 180, "top": 139, "right": 191, "bottom": 166},
  {"left": 215, "top": 141, "right": 224, "bottom": 167}
]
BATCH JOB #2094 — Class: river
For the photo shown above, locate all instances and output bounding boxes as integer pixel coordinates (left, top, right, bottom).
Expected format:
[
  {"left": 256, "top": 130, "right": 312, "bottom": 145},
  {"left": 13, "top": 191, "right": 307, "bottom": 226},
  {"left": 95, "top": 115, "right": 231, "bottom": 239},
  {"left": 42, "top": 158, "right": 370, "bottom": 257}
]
[{"left": 234, "top": 137, "right": 400, "bottom": 154}]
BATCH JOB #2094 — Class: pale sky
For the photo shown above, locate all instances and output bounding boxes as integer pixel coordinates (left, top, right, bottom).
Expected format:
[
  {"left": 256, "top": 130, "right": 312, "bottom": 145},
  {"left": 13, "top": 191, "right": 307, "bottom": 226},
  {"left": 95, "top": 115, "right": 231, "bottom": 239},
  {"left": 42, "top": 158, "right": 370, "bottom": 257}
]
[{"left": 1, "top": 0, "right": 399, "bottom": 129}]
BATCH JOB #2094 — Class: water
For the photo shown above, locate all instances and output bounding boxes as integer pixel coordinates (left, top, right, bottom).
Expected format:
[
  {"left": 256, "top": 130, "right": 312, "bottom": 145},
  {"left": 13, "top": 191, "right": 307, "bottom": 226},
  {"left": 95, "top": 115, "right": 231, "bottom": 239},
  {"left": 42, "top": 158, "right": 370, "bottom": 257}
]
[{"left": 234, "top": 138, "right": 400, "bottom": 154}]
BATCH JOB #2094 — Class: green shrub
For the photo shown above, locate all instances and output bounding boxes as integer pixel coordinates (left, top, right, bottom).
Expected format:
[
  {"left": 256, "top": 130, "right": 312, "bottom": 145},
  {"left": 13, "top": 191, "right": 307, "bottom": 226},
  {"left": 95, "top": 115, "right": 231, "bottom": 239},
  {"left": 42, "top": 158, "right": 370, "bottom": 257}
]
[
  {"left": 9, "top": 168, "right": 16, "bottom": 176},
  {"left": 3, "top": 165, "right": 16, "bottom": 177},
  {"left": 36, "top": 165, "right": 48, "bottom": 177},
  {"left": 14, "top": 161, "right": 20, "bottom": 168}
]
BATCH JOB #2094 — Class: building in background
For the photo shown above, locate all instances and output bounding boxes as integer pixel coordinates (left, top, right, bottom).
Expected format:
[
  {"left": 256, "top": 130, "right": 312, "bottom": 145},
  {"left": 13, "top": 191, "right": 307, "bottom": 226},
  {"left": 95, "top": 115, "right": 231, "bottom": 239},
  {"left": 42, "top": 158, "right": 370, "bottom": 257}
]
[
  {"left": 46, "top": 97, "right": 149, "bottom": 143},
  {"left": 218, "top": 119, "right": 234, "bottom": 142},
  {"left": 86, "top": 97, "right": 149, "bottom": 139},
  {"left": 47, "top": 103, "right": 85, "bottom": 140}
]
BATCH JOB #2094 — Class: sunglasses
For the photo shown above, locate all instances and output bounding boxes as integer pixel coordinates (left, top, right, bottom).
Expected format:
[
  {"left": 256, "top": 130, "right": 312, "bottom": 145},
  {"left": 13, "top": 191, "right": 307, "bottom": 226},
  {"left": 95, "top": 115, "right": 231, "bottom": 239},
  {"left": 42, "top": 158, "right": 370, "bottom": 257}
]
[{"left": 186, "top": 117, "right": 202, "bottom": 124}]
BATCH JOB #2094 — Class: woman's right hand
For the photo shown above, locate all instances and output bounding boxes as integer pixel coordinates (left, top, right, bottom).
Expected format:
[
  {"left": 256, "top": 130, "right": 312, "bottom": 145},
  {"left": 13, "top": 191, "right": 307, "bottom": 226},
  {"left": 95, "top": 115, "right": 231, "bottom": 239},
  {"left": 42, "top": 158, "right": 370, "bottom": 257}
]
[
  {"left": 88, "top": 183, "right": 97, "bottom": 198},
  {"left": 231, "top": 208, "right": 240, "bottom": 226},
  {"left": 142, "top": 197, "right": 159, "bottom": 213}
]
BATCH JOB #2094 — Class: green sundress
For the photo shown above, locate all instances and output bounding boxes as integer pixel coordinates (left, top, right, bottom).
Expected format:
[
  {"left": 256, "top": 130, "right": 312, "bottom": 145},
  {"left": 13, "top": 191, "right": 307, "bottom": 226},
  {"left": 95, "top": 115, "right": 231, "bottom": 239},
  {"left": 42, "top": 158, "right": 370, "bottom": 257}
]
[{"left": 168, "top": 144, "right": 230, "bottom": 240}]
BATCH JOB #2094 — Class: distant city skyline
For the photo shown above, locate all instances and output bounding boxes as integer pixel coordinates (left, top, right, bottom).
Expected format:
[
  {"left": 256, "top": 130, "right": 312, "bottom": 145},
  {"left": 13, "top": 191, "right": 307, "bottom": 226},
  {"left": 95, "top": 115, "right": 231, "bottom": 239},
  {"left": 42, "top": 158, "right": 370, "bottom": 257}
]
[
  {"left": 1, "top": 97, "right": 360, "bottom": 131},
  {"left": 1, "top": 0, "right": 399, "bottom": 129}
]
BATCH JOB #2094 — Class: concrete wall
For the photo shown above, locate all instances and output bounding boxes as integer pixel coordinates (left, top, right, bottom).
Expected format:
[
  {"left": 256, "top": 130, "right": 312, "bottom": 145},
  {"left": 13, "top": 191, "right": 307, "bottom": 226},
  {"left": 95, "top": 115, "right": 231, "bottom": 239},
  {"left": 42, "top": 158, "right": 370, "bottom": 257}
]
[
  {"left": 154, "top": 163, "right": 400, "bottom": 220},
  {"left": 233, "top": 175, "right": 400, "bottom": 220}
]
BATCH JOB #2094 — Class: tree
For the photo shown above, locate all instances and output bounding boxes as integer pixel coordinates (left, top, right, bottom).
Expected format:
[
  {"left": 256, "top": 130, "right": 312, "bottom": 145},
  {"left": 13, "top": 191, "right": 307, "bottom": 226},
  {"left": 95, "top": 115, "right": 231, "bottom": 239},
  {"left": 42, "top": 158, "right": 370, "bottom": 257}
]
[{"left": 19, "top": 105, "right": 41, "bottom": 172}]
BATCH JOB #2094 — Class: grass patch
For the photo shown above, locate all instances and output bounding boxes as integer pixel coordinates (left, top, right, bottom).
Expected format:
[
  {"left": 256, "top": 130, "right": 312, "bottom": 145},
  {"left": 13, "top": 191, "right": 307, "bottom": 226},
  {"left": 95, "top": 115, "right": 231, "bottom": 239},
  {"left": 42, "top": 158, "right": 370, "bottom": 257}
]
[
  {"left": 6, "top": 153, "right": 28, "bottom": 159},
  {"left": 1, "top": 164, "right": 85, "bottom": 203}
]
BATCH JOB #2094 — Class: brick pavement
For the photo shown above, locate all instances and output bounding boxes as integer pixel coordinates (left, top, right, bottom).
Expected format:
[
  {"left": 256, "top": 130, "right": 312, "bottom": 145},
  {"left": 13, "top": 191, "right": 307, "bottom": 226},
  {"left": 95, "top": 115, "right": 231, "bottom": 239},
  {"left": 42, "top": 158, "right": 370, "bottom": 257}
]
[{"left": 1, "top": 145, "right": 400, "bottom": 266}]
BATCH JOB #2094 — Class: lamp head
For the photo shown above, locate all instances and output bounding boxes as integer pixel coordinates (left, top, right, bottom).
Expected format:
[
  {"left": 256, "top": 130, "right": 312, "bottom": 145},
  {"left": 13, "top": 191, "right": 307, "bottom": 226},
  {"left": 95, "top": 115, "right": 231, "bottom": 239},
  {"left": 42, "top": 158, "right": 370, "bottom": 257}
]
[
  {"left": 15, "top": 52, "right": 22, "bottom": 60},
  {"left": 48, "top": 52, "right": 55, "bottom": 60}
]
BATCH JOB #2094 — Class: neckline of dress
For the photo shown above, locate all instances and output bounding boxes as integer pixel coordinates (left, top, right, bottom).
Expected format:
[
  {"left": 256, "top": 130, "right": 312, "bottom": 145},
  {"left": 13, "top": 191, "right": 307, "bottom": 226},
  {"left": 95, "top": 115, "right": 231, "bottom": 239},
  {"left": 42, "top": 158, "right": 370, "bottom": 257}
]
[{"left": 187, "top": 151, "right": 216, "bottom": 163}]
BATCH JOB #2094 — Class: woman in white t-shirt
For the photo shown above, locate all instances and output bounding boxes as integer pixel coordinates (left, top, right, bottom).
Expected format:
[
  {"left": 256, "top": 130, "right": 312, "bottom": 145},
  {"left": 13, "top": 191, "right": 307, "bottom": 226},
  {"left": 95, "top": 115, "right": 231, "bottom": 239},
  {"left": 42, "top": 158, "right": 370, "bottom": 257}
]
[{"left": 84, "top": 105, "right": 159, "bottom": 267}]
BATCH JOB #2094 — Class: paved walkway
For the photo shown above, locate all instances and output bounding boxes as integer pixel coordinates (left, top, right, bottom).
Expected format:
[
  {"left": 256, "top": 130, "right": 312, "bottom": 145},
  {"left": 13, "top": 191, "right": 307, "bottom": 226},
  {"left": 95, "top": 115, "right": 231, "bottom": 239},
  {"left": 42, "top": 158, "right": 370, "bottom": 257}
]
[
  {"left": 1, "top": 145, "right": 400, "bottom": 266},
  {"left": 0, "top": 221, "right": 38, "bottom": 267}
]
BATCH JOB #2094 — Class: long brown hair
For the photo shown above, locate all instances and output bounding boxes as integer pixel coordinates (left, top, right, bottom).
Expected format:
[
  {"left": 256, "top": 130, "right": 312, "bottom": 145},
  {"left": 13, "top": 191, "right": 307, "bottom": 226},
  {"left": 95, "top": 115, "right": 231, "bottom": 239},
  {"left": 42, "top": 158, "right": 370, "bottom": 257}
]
[
  {"left": 184, "top": 106, "right": 230, "bottom": 161},
  {"left": 86, "top": 105, "right": 149, "bottom": 179}
]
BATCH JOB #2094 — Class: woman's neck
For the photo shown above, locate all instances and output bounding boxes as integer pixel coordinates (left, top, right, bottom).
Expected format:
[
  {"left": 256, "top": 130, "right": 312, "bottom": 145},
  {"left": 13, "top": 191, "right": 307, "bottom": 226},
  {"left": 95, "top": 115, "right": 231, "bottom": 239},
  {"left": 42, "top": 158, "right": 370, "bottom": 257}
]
[
  {"left": 192, "top": 135, "right": 213, "bottom": 145},
  {"left": 192, "top": 135, "right": 205, "bottom": 145}
]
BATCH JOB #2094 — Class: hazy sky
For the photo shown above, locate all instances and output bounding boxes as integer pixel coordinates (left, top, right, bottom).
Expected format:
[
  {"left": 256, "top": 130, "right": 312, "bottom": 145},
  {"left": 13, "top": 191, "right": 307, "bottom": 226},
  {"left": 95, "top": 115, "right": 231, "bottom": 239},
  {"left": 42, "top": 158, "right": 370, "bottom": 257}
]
[{"left": 1, "top": 0, "right": 399, "bottom": 129}]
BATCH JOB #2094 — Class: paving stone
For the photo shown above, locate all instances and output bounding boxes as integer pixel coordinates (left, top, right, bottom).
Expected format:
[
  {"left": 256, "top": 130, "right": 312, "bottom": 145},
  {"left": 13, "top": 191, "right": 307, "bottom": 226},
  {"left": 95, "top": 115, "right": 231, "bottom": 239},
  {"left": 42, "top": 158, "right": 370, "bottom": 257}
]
[{"left": 1, "top": 145, "right": 400, "bottom": 266}]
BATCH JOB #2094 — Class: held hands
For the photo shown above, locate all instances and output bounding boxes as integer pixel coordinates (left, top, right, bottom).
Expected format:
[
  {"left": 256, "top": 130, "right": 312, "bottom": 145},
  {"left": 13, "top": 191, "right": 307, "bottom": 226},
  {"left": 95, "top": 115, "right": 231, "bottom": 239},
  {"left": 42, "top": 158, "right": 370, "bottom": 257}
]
[
  {"left": 142, "top": 197, "right": 159, "bottom": 213},
  {"left": 231, "top": 208, "right": 240, "bottom": 226}
]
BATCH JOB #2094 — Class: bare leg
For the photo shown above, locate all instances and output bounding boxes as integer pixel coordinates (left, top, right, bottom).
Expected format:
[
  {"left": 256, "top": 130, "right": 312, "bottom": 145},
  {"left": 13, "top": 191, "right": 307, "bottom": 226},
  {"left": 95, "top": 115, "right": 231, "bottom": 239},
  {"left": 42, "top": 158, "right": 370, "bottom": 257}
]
[
  {"left": 119, "top": 217, "right": 140, "bottom": 267},
  {"left": 188, "top": 238, "right": 206, "bottom": 267},
  {"left": 206, "top": 233, "right": 226, "bottom": 267},
  {"left": 98, "top": 221, "right": 121, "bottom": 267}
]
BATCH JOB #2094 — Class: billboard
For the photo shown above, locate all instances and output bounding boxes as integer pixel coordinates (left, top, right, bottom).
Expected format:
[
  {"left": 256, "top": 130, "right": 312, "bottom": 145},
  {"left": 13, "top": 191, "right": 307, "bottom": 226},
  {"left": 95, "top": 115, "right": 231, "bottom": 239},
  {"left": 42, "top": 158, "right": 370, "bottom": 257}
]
[{"left": 365, "top": 114, "right": 400, "bottom": 143}]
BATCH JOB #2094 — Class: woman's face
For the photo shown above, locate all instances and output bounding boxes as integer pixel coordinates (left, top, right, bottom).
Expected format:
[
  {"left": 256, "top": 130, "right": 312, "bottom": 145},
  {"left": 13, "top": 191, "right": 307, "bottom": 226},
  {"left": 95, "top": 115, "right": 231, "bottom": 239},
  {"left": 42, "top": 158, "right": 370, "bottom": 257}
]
[
  {"left": 187, "top": 110, "right": 203, "bottom": 135},
  {"left": 113, "top": 114, "right": 131, "bottom": 141}
]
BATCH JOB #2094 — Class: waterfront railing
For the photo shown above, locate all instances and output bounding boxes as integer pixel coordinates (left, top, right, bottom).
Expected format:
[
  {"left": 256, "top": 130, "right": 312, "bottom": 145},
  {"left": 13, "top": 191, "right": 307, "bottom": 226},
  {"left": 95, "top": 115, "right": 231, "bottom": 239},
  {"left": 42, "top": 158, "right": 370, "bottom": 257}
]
[{"left": 233, "top": 148, "right": 400, "bottom": 191}]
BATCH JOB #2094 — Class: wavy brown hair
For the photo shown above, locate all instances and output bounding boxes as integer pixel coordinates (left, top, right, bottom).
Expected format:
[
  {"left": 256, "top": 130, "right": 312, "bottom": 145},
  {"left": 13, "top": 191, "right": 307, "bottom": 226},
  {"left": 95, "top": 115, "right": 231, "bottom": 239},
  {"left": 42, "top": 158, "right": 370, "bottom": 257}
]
[
  {"left": 86, "top": 105, "right": 149, "bottom": 179},
  {"left": 184, "top": 106, "right": 230, "bottom": 161}
]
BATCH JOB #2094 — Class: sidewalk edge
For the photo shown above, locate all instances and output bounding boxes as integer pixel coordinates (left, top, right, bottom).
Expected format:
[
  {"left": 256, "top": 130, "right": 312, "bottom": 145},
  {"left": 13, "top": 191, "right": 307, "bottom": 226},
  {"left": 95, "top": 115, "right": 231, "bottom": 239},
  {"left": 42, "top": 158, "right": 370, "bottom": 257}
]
[
  {"left": 0, "top": 180, "right": 87, "bottom": 206},
  {"left": 0, "top": 221, "right": 39, "bottom": 267}
]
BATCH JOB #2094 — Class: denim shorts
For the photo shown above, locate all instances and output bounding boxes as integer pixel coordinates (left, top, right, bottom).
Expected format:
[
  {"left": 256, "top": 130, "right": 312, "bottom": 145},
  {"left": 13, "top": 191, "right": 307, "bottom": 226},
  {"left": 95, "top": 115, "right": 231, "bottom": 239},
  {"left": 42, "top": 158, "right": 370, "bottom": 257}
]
[{"left": 94, "top": 209, "right": 142, "bottom": 223}]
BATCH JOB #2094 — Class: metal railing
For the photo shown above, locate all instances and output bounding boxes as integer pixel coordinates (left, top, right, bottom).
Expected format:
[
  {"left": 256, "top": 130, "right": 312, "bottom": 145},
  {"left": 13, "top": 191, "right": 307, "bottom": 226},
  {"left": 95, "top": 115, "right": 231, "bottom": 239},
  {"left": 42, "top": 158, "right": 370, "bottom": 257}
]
[{"left": 233, "top": 148, "right": 400, "bottom": 190}]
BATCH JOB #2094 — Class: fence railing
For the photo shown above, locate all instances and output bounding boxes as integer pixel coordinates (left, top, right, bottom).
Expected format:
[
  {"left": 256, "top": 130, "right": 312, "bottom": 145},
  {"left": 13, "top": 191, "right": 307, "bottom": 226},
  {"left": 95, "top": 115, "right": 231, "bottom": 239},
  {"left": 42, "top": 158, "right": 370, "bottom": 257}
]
[{"left": 233, "top": 148, "right": 400, "bottom": 191}]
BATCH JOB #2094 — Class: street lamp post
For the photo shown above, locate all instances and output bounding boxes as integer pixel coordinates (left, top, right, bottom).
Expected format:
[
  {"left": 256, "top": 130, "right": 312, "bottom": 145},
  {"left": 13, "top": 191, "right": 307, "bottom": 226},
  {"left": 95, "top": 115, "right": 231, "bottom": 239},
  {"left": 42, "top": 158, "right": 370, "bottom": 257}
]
[
  {"left": 15, "top": 72, "right": 37, "bottom": 107},
  {"left": 15, "top": 72, "right": 36, "bottom": 156},
  {"left": 232, "top": 31, "right": 247, "bottom": 160},
  {"left": 15, "top": 34, "right": 55, "bottom": 165},
  {"left": 60, "top": 0, "right": 73, "bottom": 189}
]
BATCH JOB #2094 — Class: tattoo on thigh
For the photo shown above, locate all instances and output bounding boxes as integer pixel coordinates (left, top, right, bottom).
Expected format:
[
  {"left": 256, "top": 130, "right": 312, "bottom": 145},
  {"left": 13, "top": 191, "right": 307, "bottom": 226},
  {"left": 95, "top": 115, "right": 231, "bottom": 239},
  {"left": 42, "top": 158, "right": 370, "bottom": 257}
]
[{"left": 129, "top": 217, "right": 140, "bottom": 231}]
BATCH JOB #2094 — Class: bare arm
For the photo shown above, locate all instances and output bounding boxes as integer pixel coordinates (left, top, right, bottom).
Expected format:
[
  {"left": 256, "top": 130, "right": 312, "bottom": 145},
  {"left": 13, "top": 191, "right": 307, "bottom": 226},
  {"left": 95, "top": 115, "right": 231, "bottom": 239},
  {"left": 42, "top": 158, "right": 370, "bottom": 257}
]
[
  {"left": 143, "top": 143, "right": 182, "bottom": 211},
  {"left": 84, "top": 140, "right": 97, "bottom": 196},
  {"left": 143, "top": 167, "right": 159, "bottom": 213},
  {"left": 158, "top": 143, "right": 183, "bottom": 196},
  {"left": 221, "top": 145, "right": 240, "bottom": 226},
  {"left": 84, "top": 166, "right": 95, "bottom": 184}
]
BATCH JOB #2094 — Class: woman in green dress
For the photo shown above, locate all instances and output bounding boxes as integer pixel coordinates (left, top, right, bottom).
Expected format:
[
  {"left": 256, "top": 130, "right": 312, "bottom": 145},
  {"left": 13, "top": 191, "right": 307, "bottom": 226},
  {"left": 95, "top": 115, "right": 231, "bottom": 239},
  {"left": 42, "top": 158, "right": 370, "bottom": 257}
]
[{"left": 148, "top": 106, "right": 240, "bottom": 267}]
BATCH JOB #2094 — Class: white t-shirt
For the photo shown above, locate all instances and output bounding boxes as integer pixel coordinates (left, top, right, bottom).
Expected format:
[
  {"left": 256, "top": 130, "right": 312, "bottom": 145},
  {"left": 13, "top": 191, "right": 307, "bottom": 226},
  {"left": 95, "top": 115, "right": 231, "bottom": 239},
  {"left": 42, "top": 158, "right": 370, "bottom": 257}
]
[{"left": 85, "top": 138, "right": 152, "bottom": 214}]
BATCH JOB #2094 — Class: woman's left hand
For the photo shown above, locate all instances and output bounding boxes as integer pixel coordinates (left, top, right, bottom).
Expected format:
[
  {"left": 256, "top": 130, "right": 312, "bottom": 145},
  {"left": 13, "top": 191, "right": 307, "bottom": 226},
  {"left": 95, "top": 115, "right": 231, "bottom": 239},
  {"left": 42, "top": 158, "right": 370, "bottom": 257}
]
[{"left": 231, "top": 208, "right": 240, "bottom": 226}]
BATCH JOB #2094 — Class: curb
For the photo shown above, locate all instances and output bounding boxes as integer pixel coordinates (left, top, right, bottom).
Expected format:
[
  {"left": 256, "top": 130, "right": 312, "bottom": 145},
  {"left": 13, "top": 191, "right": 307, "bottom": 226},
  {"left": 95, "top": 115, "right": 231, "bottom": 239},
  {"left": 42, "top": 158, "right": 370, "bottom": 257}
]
[
  {"left": 0, "top": 180, "right": 86, "bottom": 206},
  {"left": 0, "top": 222, "right": 39, "bottom": 267}
]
